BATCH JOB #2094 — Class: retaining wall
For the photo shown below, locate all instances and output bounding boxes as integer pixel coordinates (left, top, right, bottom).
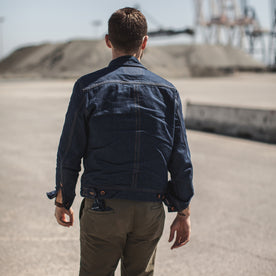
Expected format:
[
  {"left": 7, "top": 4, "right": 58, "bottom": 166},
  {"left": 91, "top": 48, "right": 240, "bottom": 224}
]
[{"left": 185, "top": 102, "right": 276, "bottom": 143}]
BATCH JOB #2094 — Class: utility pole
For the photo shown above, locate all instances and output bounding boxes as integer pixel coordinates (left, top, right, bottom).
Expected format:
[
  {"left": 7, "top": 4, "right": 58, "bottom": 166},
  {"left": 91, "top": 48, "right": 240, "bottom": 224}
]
[
  {"left": 91, "top": 20, "right": 102, "bottom": 39},
  {"left": 269, "top": 0, "right": 276, "bottom": 67},
  {"left": 0, "top": 17, "right": 4, "bottom": 60}
]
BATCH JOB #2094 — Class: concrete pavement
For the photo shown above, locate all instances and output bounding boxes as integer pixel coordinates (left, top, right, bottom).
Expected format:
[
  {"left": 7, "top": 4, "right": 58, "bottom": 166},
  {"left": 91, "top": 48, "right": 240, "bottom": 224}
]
[{"left": 0, "top": 77, "right": 275, "bottom": 275}]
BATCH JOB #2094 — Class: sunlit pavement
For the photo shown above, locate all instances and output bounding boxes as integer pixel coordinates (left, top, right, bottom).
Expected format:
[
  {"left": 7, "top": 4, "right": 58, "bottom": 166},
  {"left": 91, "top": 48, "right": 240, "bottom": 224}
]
[{"left": 0, "top": 77, "right": 275, "bottom": 276}]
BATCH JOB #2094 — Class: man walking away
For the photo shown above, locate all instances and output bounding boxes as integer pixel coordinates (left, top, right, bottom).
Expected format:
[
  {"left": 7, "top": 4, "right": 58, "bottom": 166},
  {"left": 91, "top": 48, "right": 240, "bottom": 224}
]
[{"left": 47, "top": 7, "right": 194, "bottom": 276}]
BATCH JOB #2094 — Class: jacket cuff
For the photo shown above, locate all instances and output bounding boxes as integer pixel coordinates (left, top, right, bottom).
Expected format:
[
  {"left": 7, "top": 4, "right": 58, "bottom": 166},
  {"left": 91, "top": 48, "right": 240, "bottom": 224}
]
[
  {"left": 163, "top": 194, "right": 191, "bottom": 212},
  {"left": 46, "top": 189, "right": 74, "bottom": 210},
  {"left": 163, "top": 180, "right": 193, "bottom": 212}
]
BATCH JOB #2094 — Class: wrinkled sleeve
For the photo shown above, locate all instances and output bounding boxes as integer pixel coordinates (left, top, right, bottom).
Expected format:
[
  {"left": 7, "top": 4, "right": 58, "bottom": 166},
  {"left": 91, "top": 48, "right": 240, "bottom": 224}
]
[
  {"left": 47, "top": 81, "right": 87, "bottom": 209},
  {"left": 167, "top": 91, "right": 194, "bottom": 212}
]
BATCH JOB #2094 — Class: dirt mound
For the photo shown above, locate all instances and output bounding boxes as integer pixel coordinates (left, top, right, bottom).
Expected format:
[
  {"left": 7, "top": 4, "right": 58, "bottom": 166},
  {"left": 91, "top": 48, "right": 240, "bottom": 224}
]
[{"left": 0, "top": 40, "right": 264, "bottom": 78}]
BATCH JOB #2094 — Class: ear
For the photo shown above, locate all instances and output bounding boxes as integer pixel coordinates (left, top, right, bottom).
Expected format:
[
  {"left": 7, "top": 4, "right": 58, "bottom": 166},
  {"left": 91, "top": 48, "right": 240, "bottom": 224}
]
[
  {"left": 141, "top": 35, "right": 148, "bottom": 50},
  {"left": 105, "top": 34, "right": 112, "bottom": 49}
]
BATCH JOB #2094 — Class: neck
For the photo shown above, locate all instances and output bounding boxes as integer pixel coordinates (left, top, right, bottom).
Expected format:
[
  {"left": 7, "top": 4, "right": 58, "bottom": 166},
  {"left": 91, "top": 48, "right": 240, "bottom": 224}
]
[{"left": 111, "top": 48, "right": 143, "bottom": 61}]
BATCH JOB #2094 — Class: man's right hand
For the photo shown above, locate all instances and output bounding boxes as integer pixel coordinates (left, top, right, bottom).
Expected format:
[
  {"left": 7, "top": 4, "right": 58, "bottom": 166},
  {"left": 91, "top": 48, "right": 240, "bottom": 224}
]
[{"left": 55, "top": 206, "right": 74, "bottom": 227}]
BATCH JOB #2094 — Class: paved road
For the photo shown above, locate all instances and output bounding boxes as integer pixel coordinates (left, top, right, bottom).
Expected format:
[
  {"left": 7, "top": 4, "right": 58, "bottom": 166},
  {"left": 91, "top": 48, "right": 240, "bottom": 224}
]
[
  {"left": 0, "top": 78, "right": 275, "bottom": 275},
  {"left": 173, "top": 73, "right": 276, "bottom": 111}
]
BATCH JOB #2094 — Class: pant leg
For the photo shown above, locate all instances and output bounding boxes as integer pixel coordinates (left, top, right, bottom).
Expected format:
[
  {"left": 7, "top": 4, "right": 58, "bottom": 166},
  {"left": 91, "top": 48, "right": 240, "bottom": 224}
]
[
  {"left": 121, "top": 201, "right": 165, "bottom": 276},
  {"left": 79, "top": 198, "right": 132, "bottom": 276}
]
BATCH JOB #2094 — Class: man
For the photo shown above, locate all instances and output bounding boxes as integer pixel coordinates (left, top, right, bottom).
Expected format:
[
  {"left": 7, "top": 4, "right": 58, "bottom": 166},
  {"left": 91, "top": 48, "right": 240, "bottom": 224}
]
[{"left": 47, "top": 7, "right": 194, "bottom": 276}]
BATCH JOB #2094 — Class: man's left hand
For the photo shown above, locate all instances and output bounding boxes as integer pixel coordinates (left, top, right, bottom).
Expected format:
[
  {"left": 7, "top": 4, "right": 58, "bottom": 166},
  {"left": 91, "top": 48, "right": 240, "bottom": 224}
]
[{"left": 169, "top": 214, "right": 191, "bottom": 250}]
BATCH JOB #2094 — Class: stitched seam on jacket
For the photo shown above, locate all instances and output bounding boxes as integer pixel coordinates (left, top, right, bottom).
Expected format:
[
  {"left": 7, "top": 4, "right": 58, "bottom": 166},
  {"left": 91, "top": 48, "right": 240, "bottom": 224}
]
[
  {"left": 82, "top": 80, "right": 175, "bottom": 91},
  {"left": 136, "top": 85, "right": 141, "bottom": 187},
  {"left": 60, "top": 92, "right": 86, "bottom": 178},
  {"left": 176, "top": 99, "right": 187, "bottom": 148},
  {"left": 81, "top": 186, "right": 166, "bottom": 193},
  {"left": 132, "top": 85, "right": 138, "bottom": 188}
]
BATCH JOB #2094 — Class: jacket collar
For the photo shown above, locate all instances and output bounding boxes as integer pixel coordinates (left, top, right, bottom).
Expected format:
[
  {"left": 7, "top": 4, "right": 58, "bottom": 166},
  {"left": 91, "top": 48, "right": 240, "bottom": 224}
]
[{"left": 108, "top": 55, "right": 145, "bottom": 69}]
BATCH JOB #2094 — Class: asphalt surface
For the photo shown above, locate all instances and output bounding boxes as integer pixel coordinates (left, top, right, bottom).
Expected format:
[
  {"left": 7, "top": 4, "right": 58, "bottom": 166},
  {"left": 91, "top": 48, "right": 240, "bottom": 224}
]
[{"left": 0, "top": 77, "right": 275, "bottom": 276}]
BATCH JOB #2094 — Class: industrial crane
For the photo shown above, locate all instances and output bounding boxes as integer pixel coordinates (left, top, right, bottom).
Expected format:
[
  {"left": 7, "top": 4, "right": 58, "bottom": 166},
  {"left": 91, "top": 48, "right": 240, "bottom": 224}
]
[
  {"left": 193, "top": 0, "right": 275, "bottom": 65},
  {"left": 138, "top": 1, "right": 276, "bottom": 66}
]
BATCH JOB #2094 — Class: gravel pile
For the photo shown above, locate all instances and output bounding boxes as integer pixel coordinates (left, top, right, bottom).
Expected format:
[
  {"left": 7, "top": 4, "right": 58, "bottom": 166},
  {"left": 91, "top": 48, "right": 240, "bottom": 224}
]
[{"left": 0, "top": 40, "right": 264, "bottom": 78}]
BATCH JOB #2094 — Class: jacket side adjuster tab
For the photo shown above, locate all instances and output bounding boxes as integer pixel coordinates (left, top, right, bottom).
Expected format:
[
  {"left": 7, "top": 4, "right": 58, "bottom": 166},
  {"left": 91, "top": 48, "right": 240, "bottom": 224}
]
[{"left": 46, "top": 190, "right": 57, "bottom": 200}]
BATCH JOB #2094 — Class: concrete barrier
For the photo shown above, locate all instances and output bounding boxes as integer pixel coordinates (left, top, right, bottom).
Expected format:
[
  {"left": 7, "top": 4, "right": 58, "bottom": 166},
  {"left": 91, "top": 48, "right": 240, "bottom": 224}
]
[{"left": 185, "top": 102, "right": 276, "bottom": 144}]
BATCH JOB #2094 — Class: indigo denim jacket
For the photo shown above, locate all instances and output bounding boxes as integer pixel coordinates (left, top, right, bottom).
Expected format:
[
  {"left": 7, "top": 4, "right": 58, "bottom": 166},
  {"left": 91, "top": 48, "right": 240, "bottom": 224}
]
[{"left": 47, "top": 56, "right": 194, "bottom": 211}]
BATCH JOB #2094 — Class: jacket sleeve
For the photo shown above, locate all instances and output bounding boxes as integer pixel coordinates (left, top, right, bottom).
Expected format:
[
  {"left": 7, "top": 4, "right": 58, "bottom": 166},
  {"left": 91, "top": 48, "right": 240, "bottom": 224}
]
[
  {"left": 167, "top": 91, "right": 194, "bottom": 212},
  {"left": 47, "top": 81, "right": 88, "bottom": 209}
]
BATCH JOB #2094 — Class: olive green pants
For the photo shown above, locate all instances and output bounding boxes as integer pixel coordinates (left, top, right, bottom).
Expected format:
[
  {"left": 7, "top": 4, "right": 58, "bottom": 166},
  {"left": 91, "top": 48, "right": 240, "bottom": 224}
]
[{"left": 79, "top": 198, "right": 165, "bottom": 276}]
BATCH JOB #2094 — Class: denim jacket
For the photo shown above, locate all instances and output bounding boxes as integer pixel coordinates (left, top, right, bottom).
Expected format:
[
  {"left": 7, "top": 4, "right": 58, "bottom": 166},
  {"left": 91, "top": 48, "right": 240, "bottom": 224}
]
[{"left": 47, "top": 56, "right": 193, "bottom": 211}]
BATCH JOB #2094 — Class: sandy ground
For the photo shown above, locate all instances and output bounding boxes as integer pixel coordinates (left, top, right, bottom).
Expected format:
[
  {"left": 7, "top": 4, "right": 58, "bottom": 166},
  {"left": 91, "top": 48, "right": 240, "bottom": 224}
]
[{"left": 0, "top": 74, "right": 276, "bottom": 275}]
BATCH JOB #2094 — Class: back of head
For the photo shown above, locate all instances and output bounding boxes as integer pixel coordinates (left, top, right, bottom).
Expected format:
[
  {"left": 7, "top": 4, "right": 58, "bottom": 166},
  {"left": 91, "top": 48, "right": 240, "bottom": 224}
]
[{"left": 108, "top": 7, "right": 148, "bottom": 53}]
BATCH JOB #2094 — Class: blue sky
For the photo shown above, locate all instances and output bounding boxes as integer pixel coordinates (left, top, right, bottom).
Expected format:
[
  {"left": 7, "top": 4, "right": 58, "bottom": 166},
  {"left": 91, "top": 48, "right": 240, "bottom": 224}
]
[{"left": 0, "top": 0, "right": 272, "bottom": 58}]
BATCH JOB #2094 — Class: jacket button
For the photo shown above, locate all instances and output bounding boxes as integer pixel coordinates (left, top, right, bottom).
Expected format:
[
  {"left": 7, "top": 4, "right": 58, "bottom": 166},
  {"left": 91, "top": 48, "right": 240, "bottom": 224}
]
[
  {"left": 100, "top": 190, "right": 105, "bottom": 196},
  {"left": 89, "top": 192, "right": 95, "bottom": 196}
]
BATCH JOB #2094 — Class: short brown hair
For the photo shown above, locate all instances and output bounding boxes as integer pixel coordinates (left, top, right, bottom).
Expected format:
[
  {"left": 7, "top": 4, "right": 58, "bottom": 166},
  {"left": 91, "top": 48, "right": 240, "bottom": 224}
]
[{"left": 108, "top": 7, "right": 148, "bottom": 53}]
